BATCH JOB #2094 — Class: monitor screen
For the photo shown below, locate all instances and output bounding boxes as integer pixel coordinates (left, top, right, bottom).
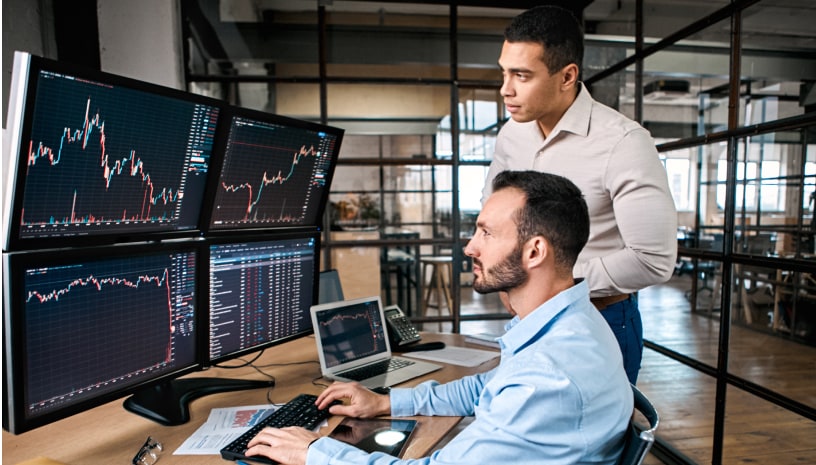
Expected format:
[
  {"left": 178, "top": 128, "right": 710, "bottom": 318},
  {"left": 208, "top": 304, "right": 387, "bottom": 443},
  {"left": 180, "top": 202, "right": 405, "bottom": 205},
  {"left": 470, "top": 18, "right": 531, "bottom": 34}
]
[
  {"left": 3, "top": 51, "right": 221, "bottom": 251},
  {"left": 2, "top": 243, "right": 200, "bottom": 434},
  {"left": 207, "top": 233, "right": 319, "bottom": 364},
  {"left": 204, "top": 108, "right": 342, "bottom": 232}
]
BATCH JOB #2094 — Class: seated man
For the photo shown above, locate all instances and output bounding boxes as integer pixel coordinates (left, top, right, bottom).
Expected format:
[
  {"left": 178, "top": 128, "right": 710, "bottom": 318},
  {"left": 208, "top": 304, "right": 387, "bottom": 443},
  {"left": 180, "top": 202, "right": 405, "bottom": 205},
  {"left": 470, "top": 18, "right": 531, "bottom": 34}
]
[{"left": 246, "top": 170, "right": 633, "bottom": 465}]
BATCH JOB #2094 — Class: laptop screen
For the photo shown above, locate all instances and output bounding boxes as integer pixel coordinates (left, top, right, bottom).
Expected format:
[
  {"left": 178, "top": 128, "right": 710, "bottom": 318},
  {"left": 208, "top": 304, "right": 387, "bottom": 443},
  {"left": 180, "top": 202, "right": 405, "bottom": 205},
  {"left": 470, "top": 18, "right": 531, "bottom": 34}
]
[{"left": 313, "top": 297, "right": 389, "bottom": 368}]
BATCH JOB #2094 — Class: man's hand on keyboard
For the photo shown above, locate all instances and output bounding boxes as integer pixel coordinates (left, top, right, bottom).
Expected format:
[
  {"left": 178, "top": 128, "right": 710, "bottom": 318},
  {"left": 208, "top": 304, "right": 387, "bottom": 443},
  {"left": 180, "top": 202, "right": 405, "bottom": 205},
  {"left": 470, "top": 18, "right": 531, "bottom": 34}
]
[
  {"left": 315, "top": 381, "right": 391, "bottom": 419},
  {"left": 245, "top": 426, "right": 318, "bottom": 465}
]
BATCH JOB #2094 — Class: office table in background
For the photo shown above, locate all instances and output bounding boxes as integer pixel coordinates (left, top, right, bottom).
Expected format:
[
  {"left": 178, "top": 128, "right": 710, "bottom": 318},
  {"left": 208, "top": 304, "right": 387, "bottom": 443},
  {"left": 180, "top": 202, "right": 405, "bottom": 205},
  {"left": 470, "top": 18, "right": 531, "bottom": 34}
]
[
  {"left": 381, "top": 227, "right": 422, "bottom": 316},
  {"left": 2, "top": 333, "right": 499, "bottom": 465}
]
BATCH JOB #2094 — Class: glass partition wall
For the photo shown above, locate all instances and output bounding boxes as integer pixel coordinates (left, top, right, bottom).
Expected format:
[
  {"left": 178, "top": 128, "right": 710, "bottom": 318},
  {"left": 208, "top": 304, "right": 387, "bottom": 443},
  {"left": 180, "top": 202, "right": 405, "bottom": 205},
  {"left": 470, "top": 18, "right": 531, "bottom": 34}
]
[{"left": 182, "top": 1, "right": 815, "bottom": 463}]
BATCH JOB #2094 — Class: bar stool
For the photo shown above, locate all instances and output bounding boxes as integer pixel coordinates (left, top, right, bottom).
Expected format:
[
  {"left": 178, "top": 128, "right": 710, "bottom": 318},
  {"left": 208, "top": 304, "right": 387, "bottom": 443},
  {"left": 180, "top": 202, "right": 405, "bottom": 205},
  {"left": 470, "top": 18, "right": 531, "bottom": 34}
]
[{"left": 420, "top": 256, "right": 453, "bottom": 330}]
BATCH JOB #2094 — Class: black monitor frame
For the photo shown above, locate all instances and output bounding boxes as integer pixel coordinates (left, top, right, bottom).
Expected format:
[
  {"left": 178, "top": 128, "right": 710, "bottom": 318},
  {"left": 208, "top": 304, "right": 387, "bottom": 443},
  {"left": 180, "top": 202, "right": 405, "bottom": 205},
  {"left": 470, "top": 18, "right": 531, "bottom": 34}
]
[
  {"left": 2, "top": 242, "right": 203, "bottom": 434},
  {"left": 2, "top": 51, "right": 224, "bottom": 252},
  {"left": 201, "top": 105, "right": 342, "bottom": 234}
]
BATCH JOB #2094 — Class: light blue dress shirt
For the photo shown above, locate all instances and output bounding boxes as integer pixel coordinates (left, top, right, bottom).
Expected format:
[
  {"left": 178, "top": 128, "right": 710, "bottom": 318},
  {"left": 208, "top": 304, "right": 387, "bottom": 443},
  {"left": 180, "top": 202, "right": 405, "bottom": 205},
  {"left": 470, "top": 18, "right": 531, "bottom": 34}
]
[{"left": 307, "top": 280, "right": 633, "bottom": 465}]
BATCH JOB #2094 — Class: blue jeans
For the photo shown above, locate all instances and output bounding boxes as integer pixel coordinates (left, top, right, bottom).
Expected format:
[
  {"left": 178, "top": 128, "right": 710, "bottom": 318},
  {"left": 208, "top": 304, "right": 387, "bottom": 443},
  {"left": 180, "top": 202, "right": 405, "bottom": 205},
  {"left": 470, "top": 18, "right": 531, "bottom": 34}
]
[{"left": 599, "top": 294, "right": 642, "bottom": 384}]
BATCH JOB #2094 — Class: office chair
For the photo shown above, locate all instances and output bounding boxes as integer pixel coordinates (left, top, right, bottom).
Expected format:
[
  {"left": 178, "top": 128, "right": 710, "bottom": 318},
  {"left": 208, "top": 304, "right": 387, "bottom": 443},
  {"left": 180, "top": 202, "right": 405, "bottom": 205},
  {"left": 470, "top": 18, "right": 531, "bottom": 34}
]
[
  {"left": 617, "top": 384, "right": 660, "bottom": 465},
  {"left": 318, "top": 269, "right": 345, "bottom": 304}
]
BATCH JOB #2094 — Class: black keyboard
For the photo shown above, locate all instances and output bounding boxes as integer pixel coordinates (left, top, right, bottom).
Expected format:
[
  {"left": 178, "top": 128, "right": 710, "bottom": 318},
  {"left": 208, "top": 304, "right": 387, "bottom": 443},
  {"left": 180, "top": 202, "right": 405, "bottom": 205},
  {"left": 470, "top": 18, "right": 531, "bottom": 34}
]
[
  {"left": 339, "top": 358, "right": 414, "bottom": 381},
  {"left": 220, "top": 394, "right": 333, "bottom": 464}
]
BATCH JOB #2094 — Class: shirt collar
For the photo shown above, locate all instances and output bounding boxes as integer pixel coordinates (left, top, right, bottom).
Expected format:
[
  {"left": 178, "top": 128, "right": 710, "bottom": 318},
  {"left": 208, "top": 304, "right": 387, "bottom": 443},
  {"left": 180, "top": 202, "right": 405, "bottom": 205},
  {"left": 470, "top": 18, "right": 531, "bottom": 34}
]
[
  {"left": 499, "top": 279, "right": 589, "bottom": 354},
  {"left": 549, "top": 83, "right": 592, "bottom": 140}
]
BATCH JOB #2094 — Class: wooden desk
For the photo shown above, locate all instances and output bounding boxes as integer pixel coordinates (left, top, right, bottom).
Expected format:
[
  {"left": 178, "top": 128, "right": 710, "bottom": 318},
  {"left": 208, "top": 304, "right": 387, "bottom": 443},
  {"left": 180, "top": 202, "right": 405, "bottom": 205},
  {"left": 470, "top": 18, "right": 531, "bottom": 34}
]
[{"left": 3, "top": 333, "right": 498, "bottom": 465}]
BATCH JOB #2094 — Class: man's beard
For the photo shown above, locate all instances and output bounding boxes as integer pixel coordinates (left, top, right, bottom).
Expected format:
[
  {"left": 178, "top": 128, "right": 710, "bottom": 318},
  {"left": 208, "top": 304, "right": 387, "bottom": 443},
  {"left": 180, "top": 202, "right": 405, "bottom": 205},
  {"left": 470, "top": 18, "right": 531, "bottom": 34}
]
[{"left": 472, "top": 244, "right": 528, "bottom": 294}]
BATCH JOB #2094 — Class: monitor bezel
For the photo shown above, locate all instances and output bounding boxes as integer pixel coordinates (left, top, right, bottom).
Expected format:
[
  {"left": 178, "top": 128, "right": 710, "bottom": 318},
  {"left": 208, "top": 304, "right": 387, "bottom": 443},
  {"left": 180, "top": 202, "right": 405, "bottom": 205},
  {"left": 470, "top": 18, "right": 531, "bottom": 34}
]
[
  {"left": 200, "top": 105, "right": 343, "bottom": 235},
  {"left": 2, "top": 241, "right": 205, "bottom": 434},
  {"left": 2, "top": 51, "right": 225, "bottom": 252},
  {"left": 203, "top": 230, "right": 321, "bottom": 367}
]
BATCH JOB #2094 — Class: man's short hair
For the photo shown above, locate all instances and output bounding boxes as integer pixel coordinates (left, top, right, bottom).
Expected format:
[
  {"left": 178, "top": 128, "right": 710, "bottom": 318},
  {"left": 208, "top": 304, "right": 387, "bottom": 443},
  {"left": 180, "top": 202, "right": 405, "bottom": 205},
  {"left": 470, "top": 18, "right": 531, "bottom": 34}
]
[
  {"left": 492, "top": 170, "right": 589, "bottom": 271},
  {"left": 504, "top": 5, "right": 584, "bottom": 75}
]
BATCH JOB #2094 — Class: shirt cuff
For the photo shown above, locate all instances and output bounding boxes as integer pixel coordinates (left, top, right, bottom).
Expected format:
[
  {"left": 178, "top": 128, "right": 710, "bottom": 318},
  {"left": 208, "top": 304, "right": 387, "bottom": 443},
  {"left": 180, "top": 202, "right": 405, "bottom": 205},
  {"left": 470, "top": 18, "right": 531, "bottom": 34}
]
[
  {"left": 389, "top": 387, "right": 414, "bottom": 417},
  {"left": 306, "top": 437, "right": 371, "bottom": 465}
]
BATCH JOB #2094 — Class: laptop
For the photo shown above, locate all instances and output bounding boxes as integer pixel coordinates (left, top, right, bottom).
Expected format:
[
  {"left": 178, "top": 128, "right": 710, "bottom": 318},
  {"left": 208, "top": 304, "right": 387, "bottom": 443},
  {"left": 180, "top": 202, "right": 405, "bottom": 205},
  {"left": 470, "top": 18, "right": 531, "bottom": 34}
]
[{"left": 311, "top": 296, "right": 441, "bottom": 389}]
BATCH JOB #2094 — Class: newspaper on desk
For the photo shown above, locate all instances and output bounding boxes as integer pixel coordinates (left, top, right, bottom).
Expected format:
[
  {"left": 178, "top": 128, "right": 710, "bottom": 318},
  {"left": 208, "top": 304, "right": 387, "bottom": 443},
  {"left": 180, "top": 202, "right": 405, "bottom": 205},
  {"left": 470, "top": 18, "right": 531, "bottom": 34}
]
[
  {"left": 174, "top": 403, "right": 328, "bottom": 455},
  {"left": 173, "top": 404, "right": 276, "bottom": 455}
]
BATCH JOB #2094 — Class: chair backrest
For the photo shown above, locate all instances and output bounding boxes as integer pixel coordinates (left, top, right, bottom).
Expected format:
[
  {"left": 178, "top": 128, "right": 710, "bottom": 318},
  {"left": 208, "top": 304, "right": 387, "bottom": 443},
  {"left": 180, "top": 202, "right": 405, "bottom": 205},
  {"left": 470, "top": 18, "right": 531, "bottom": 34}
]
[
  {"left": 744, "top": 233, "right": 776, "bottom": 256},
  {"left": 617, "top": 384, "right": 660, "bottom": 465},
  {"left": 318, "top": 269, "right": 345, "bottom": 304}
]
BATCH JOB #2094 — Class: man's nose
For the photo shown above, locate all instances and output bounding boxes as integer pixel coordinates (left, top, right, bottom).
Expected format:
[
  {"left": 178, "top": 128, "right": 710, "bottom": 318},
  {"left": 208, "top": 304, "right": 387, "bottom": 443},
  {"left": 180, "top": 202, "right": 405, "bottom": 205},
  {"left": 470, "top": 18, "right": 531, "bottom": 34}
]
[
  {"left": 463, "top": 241, "right": 475, "bottom": 257},
  {"left": 500, "top": 77, "right": 514, "bottom": 97}
]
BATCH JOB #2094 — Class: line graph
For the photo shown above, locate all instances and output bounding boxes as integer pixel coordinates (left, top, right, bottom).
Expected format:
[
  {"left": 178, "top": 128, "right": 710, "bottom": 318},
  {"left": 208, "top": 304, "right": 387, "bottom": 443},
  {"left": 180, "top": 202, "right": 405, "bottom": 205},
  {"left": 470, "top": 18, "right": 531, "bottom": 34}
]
[
  {"left": 209, "top": 116, "right": 337, "bottom": 229},
  {"left": 316, "top": 303, "right": 386, "bottom": 363},
  {"left": 22, "top": 251, "right": 197, "bottom": 412},
  {"left": 27, "top": 269, "right": 172, "bottom": 308},
  {"left": 17, "top": 69, "right": 217, "bottom": 240},
  {"left": 318, "top": 310, "right": 378, "bottom": 331}
]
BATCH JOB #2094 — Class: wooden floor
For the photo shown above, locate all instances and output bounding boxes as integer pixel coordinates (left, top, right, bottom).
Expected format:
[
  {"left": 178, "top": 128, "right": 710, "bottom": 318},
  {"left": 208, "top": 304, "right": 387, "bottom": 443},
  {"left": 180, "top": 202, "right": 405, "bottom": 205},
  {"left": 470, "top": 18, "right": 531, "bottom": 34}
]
[
  {"left": 422, "top": 274, "right": 816, "bottom": 465},
  {"left": 637, "top": 276, "right": 816, "bottom": 465}
]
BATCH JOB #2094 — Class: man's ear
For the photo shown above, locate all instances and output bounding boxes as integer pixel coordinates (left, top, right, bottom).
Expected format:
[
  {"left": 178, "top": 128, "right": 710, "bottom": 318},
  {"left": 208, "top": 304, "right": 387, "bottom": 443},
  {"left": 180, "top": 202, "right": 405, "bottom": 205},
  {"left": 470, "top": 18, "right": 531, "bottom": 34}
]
[
  {"left": 561, "top": 63, "right": 579, "bottom": 88},
  {"left": 524, "top": 235, "right": 549, "bottom": 269}
]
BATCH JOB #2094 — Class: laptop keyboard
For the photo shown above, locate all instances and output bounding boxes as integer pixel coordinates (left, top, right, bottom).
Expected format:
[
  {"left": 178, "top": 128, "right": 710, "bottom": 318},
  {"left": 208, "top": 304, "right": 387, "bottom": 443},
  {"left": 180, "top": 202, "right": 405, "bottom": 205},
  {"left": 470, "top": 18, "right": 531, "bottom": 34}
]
[{"left": 339, "top": 358, "right": 415, "bottom": 381}]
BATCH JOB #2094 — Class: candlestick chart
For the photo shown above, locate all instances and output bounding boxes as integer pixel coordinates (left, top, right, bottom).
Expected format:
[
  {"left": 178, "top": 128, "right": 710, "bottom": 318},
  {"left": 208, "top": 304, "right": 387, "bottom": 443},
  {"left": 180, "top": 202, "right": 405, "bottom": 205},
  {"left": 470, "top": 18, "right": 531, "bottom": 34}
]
[
  {"left": 209, "top": 116, "right": 338, "bottom": 229},
  {"left": 21, "top": 250, "right": 197, "bottom": 414},
  {"left": 17, "top": 69, "right": 217, "bottom": 240}
]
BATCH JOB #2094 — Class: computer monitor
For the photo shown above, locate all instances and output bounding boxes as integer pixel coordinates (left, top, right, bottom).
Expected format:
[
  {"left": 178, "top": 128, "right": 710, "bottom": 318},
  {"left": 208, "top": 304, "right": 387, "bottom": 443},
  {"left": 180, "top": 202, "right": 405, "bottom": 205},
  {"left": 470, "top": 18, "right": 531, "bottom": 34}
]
[
  {"left": 2, "top": 51, "right": 222, "bottom": 251},
  {"left": 124, "top": 233, "right": 322, "bottom": 426},
  {"left": 318, "top": 269, "right": 345, "bottom": 304},
  {"left": 203, "top": 107, "right": 342, "bottom": 232},
  {"left": 206, "top": 232, "right": 319, "bottom": 365},
  {"left": 2, "top": 243, "right": 201, "bottom": 434}
]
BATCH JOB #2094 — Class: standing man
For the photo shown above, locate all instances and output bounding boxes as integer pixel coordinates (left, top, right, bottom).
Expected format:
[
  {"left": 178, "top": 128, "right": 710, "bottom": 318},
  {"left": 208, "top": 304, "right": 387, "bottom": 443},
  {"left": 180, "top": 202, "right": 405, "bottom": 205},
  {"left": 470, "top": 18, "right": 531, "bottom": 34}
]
[
  {"left": 483, "top": 5, "right": 678, "bottom": 383},
  {"left": 244, "top": 171, "right": 632, "bottom": 465}
]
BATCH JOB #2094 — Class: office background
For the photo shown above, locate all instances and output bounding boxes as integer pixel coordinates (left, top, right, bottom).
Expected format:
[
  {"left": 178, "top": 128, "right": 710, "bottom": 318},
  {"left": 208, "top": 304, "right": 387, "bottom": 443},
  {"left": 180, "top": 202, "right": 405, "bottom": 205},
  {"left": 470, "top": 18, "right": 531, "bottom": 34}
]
[{"left": 2, "top": 1, "right": 814, "bottom": 464}]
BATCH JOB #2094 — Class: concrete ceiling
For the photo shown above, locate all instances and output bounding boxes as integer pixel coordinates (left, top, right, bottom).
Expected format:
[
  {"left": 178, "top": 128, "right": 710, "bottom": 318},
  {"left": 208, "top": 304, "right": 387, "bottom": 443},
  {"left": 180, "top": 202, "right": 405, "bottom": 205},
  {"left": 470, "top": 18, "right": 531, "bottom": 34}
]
[
  {"left": 189, "top": 0, "right": 815, "bottom": 107},
  {"left": 215, "top": 0, "right": 816, "bottom": 51},
  {"left": 585, "top": 0, "right": 816, "bottom": 51}
]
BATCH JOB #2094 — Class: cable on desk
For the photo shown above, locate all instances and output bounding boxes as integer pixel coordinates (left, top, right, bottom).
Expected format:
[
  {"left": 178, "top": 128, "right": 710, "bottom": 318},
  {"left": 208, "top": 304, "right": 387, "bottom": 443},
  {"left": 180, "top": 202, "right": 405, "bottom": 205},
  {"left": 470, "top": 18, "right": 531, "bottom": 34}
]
[
  {"left": 217, "top": 358, "right": 324, "bottom": 402},
  {"left": 311, "top": 375, "right": 331, "bottom": 390},
  {"left": 213, "top": 350, "right": 266, "bottom": 368},
  {"left": 256, "top": 359, "right": 321, "bottom": 369},
  {"left": 254, "top": 359, "right": 321, "bottom": 383}
]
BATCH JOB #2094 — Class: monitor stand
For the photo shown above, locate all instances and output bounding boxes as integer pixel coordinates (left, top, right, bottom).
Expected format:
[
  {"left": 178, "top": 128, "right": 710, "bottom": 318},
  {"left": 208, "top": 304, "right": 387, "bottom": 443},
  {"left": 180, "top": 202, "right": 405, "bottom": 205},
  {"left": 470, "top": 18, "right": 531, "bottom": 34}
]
[{"left": 123, "top": 377, "right": 275, "bottom": 426}]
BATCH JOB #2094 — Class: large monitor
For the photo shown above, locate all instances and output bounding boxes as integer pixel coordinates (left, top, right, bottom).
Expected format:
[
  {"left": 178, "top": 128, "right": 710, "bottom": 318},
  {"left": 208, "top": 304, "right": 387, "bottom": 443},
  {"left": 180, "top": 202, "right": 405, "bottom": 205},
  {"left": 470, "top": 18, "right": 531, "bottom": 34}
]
[
  {"left": 203, "top": 107, "right": 342, "bottom": 232},
  {"left": 206, "top": 232, "right": 319, "bottom": 365},
  {"left": 1, "top": 53, "right": 333, "bottom": 434},
  {"left": 2, "top": 51, "right": 222, "bottom": 251},
  {"left": 2, "top": 243, "right": 201, "bottom": 434}
]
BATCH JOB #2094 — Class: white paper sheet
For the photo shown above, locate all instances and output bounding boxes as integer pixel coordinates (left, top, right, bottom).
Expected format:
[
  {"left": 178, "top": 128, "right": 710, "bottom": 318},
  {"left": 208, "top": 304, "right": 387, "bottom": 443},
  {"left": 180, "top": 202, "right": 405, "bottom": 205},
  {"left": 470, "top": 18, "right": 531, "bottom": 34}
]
[{"left": 402, "top": 346, "right": 499, "bottom": 367}]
